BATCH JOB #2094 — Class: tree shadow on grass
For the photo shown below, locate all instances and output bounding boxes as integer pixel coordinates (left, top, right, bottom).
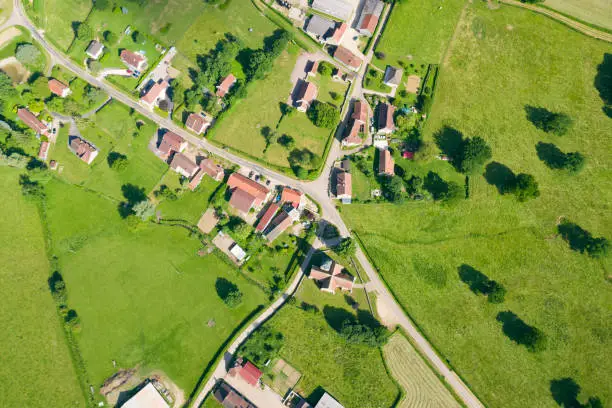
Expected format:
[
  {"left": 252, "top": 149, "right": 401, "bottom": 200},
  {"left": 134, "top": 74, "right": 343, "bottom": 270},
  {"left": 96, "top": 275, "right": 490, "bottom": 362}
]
[
  {"left": 594, "top": 53, "right": 612, "bottom": 118},
  {"left": 423, "top": 171, "right": 449, "bottom": 200},
  {"left": 215, "top": 278, "right": 239, "bottom": 302},
  {"left": 496, "top": 311, "right": 543, "bottom": 351},
  {"left": 458, "top": 264, "right": 492, "bottom": 295},
  {"left": 484, "top": 162, "right": 516, "bottom": 194},
  {"left": 550, "top": 378, "right": 581, "bottom": 408},
  {"left": 557, "top": 221, "right": 591, "bottom": 254},
  {"left": 433, "top": 126, "right": 464, "bottom": 163},
  {"left": 536, "top": 142, "right": 567, "bottom": 169},
  {"left": 323, "top": 305, "right": 356, "bottom": 333},
  {"left": 525, "top": 105, "right": 553, "bottom": 129},
  {"left": 118, "top": 184, "right": 147, "bottom": 218}
]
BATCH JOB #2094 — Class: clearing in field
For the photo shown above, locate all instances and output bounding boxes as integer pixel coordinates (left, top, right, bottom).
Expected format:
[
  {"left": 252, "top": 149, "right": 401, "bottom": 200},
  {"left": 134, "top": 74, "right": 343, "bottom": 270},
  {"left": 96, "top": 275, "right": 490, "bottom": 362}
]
[
  {"left": 543, "top": 0, "right": 612, "bottom": 30},
  {"left": 344, "top": 3, "right": 612, "bottom": 408},
  {"left": 0, "top": 168, "right": 84, "bottom": 407},
  {"left": 383, "top": 333, "right": 460, "bottom": 408}
]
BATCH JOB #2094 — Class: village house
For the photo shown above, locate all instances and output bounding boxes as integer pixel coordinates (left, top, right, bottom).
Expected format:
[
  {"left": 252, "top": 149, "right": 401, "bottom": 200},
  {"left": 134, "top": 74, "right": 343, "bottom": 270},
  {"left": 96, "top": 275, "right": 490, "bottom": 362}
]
[
  {"left": 229, "top": 358, "right": 263, "bottom": 387},
  {"left": 157, "top": 130, "right": 187, "bottom": 160},
  {"left": 309, "top": 256, "right": 355, "bottom": 293},
  {"left": 306, "top": 60, "right": 319, "bottom": 77},
  {"left": 255, "top": 203, "right": 279, "bottom": 233},
  {"left": 328, "top": 22, "right": 348, "bottom": 46},
  {"left": 140, "top": 80, "right": 168, "bottom": 110},
  {"left": 199, "top": 158, "right": 224, "bottom": 181},
  {"left": 227, "top": 173, "right": 271, "bottom": 214},
  {"left": 38, "top": 141, "right": 49, "bottom": 161},
  {"left": 281, "top": 186, "right": 305, "bottom": 209},
  {"left": 342, "top": 100, "right": 368, "bottom": 147},
  {"left": 216, "top": 74, "right": 236, "bottom": 98},
  {"left": 311, "top": 0, "right": 354, "bottom": 21},
  {"left": 335, "top": 170, "right": 352, "bottom": 203},
  {"left": 17, "top": 108, "right": 47, "bottom": 135},
  {"left": 69, "top": 136, "right": 98, "bottom": 165},
  {"left": 333, "top": 46, "right": 363, "bottom": 71},
  {"left": 169, "top": 152, "right": 199, "bottom": 178},
  {"left": 383, "top": 66, "right": 403, "bottom": 88},
  {"left": 377, "top": 102, "right": 395, "bottom": 134},
  {"left": 305, "top": 14, "right": 335, "bottom": 41},
  {"left": 48, "top": 79, "right": 71, "bottom": 98},
  {"left": 378, "top": 148, "right": 395, "bottom": 176},
  {"left": 213, "top": 381, "right": 256, "bottom": 408},
  {"left": 122, "top": 382, "right": 169, "bottom": 408},
  {"left": 357, "top": 0, "right": 384, "bottom": 36},
  {"left": 85, "top": 40, "right": 104, "bottom": 60},
  {"left": 185, "top": 112, "right": 212, "bottom": 135},
  {"left": 120, "top": 49, "right": 147, "bottom": 72},
  {"left": 294, "top": 81, "right": 318, "bottom": 112},
  {"left": 265, "top": 210, "right": 293, "bottom": 242}
]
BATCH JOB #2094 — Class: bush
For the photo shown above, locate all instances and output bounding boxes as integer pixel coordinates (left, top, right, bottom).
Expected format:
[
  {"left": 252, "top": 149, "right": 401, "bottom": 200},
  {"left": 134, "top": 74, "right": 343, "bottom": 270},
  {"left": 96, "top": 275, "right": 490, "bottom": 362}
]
[
  {"left": 76, "top": 22, "right": 92, "bottom": 40},
  {"left": 512, "top": 173, "right": 540, "bottom": 202},
  {"left": 132, "top": 31, "right": 145, "bottom": 44},
  {"left": 318, "top": 61, "right": 334, "bottom": 76},
  {"left": 375, "top": 51, "right": 386, "bottom": 60},
  {"left": 334, "top": 237, "right": 356, "bottom": 257},
  {"left": 487, "top": 282, "right": 507, "bottom": 304},
  {"left": 307, "top": 101, "right": 340, "bottom": 128},
  {"left": 15, "top": 44, "right": 42, "bottom": 67},
  {"left": 103, "top": 30, "right": 117, "bottom": 44},
  {"left": 93, "top": 0, "right": 110, "bottom": 9},
  {"left": 132, "top": 200, "right": 155, "bottom": 221},
  {"left": 154, "top": 184, "right": 178, "bottom": 201},
  {"left": 216, "top": 278, "right": 243, "bottom": 308},
  {"left": 458, "top": 136, "right": 492, "bottom": 175},
  {"left": 107, "top": 152, "right": 128, "bottom": 170},
  {"left": 558, "top": 220, "right": 609, "bottom": 258},
  {"left": 340, "top": 320, "right": 390, "bottom": 347},
  {"left": 238, "top": 326, "right": 284, "bottom": 365}
]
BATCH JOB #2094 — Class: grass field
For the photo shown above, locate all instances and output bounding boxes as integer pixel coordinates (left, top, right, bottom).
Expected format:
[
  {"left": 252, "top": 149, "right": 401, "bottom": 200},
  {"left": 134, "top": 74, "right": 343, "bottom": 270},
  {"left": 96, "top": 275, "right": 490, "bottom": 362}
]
[
  {"left": 344, "top": 3, "right": 612, "bottom": 408},
  {"left": 249, "top": 277, "right": 399, "bottom": 408},
  {"left": 0, "top": 168, "right": 84, "bottom": 407},
  {"left": 383, "top": 333, "right": 460, "bottom": 408},
  {"left": 44, "top": 178, "right": 268, "bottom": 396},
  {"left": 373, "top": 0, "right": 465, "bottom": 68},
  {"left": 544, "top": 0, "right": 612, "bottom": 30}
]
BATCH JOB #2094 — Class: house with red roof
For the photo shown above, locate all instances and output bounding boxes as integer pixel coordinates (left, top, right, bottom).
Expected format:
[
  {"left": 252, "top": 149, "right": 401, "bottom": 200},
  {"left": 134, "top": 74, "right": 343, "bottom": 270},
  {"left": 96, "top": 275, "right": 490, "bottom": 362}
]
[
  {"left": 281, "top": 187, "right": 304, "bottom": 209},
  {"left": 120, "top": 49, "right": 147, "bottom": 72},
  {"left": 333, "top": 46, "right": 363, "bottom": 71},
  {"left": 294, "top": 81, "right": 318, "bottom": 112},
  {"left": 170, "top": 153, "right": 199, "bottom": 178},
  {"left": 157, "top": 130, "right": 187, "bottom": 160},
  {"left": 185, "top": 112, "right": 212, "bottom": 135},
  {"left": 199, "top": 158, "right": 224, "bottom": 181},
  {"left": 140, "top": 80, "right": 168, "bottom": 109},
  {"left": 229, "top": 358, "right": 263, "bottom": 387},
  {"left": 357, "top": 0, "right": 384, "bottom": 36},
  {"left": 378, "top": 148, "right": 395, "bottom": 176},
  {"left": 17, "top": 108, "right": 48, "bottom": 135},
  {"left": 335, "top": 170, "right": 352, "bottom": 203},
  {"left": 38, "top": 141, "right": 50, "bottom": 161},
  {"left": 265, "top": 211, "right": 293, "bottom": 242},
  {"left": 69, "top": 136, "right": 98, "bottom": 165},
  {"left": 255, "top": 203, "right": 279, "bottom": 233},
  {"left": 309, "top": 256, "right": 355, "bottom": 293},
  {"left": 342, "top": 100, "right": 369, "bottom": 147},
  {"left": 227, "top": 173, "right": 271, "bottom": 214},
  {"left": 306, "top": 60, "right": 319, "bottom": 77},
  {"left": 328, "top": 22, "right": 347, "bottom": 45},
  {"left": 48, "top": 79, "right": 71, "bottom": 98},
  {"left": 216, "top": 74, "right": 236, "bottom": 98},
  {"left": 377, "top": 103, "right": 395, "bottom": 134}
]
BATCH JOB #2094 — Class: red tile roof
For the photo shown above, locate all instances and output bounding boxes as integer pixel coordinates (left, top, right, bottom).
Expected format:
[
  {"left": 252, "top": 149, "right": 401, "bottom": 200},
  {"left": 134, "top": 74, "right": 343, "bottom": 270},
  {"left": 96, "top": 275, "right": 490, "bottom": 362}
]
[
  {"left": 352, "top": 100, "right": 368, "bottom": 123},
  {"left": 158, "top": 131, "right": 185, "bottom": 156},
  {"left": 238, "top": 361, "right": 263, "bottom": 387},
  {"left": 38, "top": 141, "right": 49, "bottom": 160},
  {"left": 379, "top": 148, "right": 395, "bottom": 176},
  {"left": 360, "top": 13, "right": 378, "bottom": 34},
  {"left": 188, "top": 169, "right": 204, "bottom": 191},
  {"left": 336, "top": 171, "right": 351, "bottom": 197},
  {"left": 281, "top": 187, "right": 303, "bottom": 208},
  {"left": 141, "top": 80, "right": 168, "bottom": 104},
  {"left": 69, "top": 136, "right": 97, "bottom": 164},
  {"left": 306, "top": 60, "right": 319, "bottom": 75},
  {"left": 310, "top": 260, "right": 355, "bottom": 292},
  {"left": 330, "top": 22, "right": 347, "bottom": 43},
  {"left": 255, "top": 203, "right": 279, "bottom": 232},
  {"left": 295, "top": 81, "right": 318, "bottom": 108},
  {"left": 227, "top": 173, "right": 269, "bottom": 204},
  {"left": 216, "top": 74, "right": 236, "bottom": 97},
  {"left": 343, "top": 121, "right": 364, "bottom": 146},
  {"left": 199, "top": 158, "right": 224, "bottom": 181},
  {"left": 120, "top": 49, "right": 145, "bottom": 69},
  {"left": 185, "top": 113, "right": 210, "bottom": 134},
  {"left": 17, "top": 108, "right": 47, "bottom": 133},
  {"left": 334, "top": 46, "right": 362, "bottom": 69},
  {"left": 229, "top": 188, "right": 257, "bottom": 213},
  {"left": 48, "top": 79, "right": 69, "bottom": 97},
  {"left": 265, "top": 211, "right": 292, "bottom": 242},
  {"left": 378, "top": 103, "right": 395, "bottom": 132}
]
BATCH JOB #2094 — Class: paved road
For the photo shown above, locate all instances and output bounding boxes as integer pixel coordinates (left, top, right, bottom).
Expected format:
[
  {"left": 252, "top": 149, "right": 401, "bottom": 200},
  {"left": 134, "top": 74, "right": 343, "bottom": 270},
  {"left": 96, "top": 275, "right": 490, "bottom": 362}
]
[{"left": 11, "top": 1, "right": 485, "bottom": 407}]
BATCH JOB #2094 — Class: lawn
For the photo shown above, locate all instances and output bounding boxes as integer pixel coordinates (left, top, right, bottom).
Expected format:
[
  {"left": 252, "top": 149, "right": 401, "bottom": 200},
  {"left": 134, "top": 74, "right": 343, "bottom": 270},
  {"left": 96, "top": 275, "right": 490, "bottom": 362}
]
[
  {"left": 543, "top": 0, "right": 612, "bottom": 30},
  {"left": 211, "top": 45, "right": 343, "bottom": 172},
  {"left": 250, "top": 279, "right": 400, "bottom": 408},
  {"left": 43, "top": 178, "right": 269, "bottom": 398},
  {"left": 0, "top": 168, "right": 84, "bottom": 407},
  {"left": 49, "top": 101, "right": 167, "bottom": 200},
  {"left": 383, "top": 333, "right": 460, "bottom": 408},
  {"left": 373, "top": 0, "right": 465, "bottom": 68},
  {"left": 343, "top": 3, "right": 612, "bottom": 407}
]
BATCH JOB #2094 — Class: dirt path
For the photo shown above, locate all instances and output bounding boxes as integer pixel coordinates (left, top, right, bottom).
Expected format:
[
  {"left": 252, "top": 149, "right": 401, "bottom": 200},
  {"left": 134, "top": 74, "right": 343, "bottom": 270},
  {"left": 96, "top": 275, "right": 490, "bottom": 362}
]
[
  {"left": 442, "top": 1, "right": 471, "bottom": 68},
  {"left": 499, "top": 0, "right": 612, "bottom": 43}
]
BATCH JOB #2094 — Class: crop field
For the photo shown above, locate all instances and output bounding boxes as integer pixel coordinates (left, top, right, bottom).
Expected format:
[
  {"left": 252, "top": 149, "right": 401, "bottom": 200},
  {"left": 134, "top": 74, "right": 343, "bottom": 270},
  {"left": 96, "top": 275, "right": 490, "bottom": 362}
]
[
  {"left": 43, "top": 178, "right": 268, "bottom": 395},
  {"left": 383, "top": 334, "right": 460, "bottom": 408},
  {"left": 373, "top": 0, "right": 465, "bottom": 68},
  {"left": 252, "top": 279, "right": 399, "bottom": 408},
  {"left": 543, "top": 0, "right": 612, "bottom": 30},
  {"left": 0, "top": 168, "right": 84, "bottom": 407},
  {"left": 344, "top": 3, "right": 612, "bottom": 408}
]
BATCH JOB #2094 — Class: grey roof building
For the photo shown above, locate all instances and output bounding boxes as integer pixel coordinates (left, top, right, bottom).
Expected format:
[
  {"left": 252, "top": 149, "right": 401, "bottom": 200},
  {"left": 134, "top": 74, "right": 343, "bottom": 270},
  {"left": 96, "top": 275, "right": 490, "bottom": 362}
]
[
  {"left": 305, "top": 14, "right": 336, "bottom": 39},
  {"left": 384, "top": 66, "right": 404, "bottom": 87},
  {"left": 311, "top": 0, "right": 354, "bottom": 21}
]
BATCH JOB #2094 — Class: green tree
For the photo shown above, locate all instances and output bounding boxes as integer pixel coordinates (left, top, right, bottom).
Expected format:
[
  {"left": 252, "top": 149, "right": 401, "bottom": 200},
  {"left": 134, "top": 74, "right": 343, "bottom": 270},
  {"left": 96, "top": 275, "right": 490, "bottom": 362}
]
[
  {"left": 93, "top": 0, "right": 110, "bottom": 9},
  {"left": 30, "top": 76, "right": 51, "bottom": 99},
  {"left": 133, "top": 200, "right": 155, "bottom": 221},
  {"left": 487, "top": 281, "right": 506, "bottom": 304},
  {"left": 238, "top": 326, "right": 284, "bottom": 365},
  {"left": 512, "top": 173, "right": 539, "bottom": 202},
  {"left": 103, "top": 30, "right": 117, "bottom": 44},
  {"left": 318, "top": 61, "right": 333, "bottom": 76},
  {"left": 340, "top": 320, "right": 390, "bottom": 347},
  {"left": 184, "top": 88, "right": 200, "bottom": 110},
  {"left": 459, "top": 136, "right": 492, "bottom": 174},
  {"left": 107, "top": 152, "right": 128, "bottom": 170},
  {"left": 563, "top": 152, "right": 585, "bottom": 174},
  {"left": 245, "top": 49, "right": 273, "bottom": 80},
  {"left": 15, "top": 44, "right": 42, "bottom": 67},
  {"left": 76, "top": 22, "right": 93, "bottom": 40},
  {"left": 334, "top": 237, "right": 356, "bottom": 257},
  {"left": 132, "top": 31, "right": 145, "bottom": 44},
  {"left": 382, "top": 176, "right": 406, "bottom": 203},
  {"left": 307, "top": 101, "right": 340, "bottom": 128}
]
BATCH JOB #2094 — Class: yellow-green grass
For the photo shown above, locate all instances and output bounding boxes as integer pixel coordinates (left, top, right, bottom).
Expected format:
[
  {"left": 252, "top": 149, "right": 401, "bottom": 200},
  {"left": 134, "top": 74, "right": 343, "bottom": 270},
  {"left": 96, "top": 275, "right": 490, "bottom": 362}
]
[
  {"left": 344, "top": 3, "right": 612, "bottom": 407},
  {"left": 211, "top": 45, "right": 343, "bottom": 170},
  {"left": 253, "top": 282, "right": 400, "bottom": 408},
  {"left": 0, "top": 168, "right": 84, "bottom": 407},
  {"left": 543, "top": 0, "right": 612, "bottom": 30},
  {"left": 373, "top": 0, "right": 465, "bottom": 68},
  {"left": 49, "top": 101, "right": 167, "bottom": 201},
  {"left": 0, "top": 0, "right": 12, "bottom": 24},
  {"left": 176, "top": 0, "right": 278, "bottom": 63},
  {"left": 44, "top": 178, "right": 268, "bottom": 395},
  {"left": 156, "top": 173, "right": 221, "bottom": 224},
  {"left": 383, "top": 333, "right": 460, "bottom": 408}
]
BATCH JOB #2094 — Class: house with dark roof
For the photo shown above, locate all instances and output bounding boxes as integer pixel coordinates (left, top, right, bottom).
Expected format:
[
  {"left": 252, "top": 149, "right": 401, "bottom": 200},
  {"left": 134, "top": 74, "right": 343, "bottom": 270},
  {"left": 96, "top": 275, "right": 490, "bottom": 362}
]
[
  {"left": 377, "top": 103, "right": 395, "bottom": 134},
  {"left": 158, "top": 130, "right": 187, "bottom": 160},
  {"left": 333, "top": 46, "right": 363, "bottom": 71},
  {"left": 69, "top": 136, "right": 98, "bottom": 165},
  {"left": 309, "top": 256, "right": 355, "bottom": 293},
  {"left": 294, "top": 81, "right": 318, "bottom": 112},
  {"left": 86, "top": 40, "right": 104, "bottom": 59},
  {"left": 185, "top": 112, "right": 212, "bottom": 135},
  {"left": 378, "top": 148, "right": 395, "bottom": 176},
  {"left": 305, "top": 14, "right": 335, "bottom": 40},
  {"left": 216, "top": 74, "right": 236, "bottom": 98},
  {"left": 229, "top": 188, "right": 258, "bottom": 214},
  {"left": 311, "top": 0, "right": 354, "bottom": 21},
  {"left": 213, "top": 381, "right": 257, "bottom": 408},
  {"left": 48, "top": 79, "right": 71, "bottom": 97},
  {"left": 170, "top": 153, "right": 199, "bottom": 178},
  {"left": 120, "top": 49, "right": 147, "bottom": 72},
  {"left": 335, "top": 170, "right": 351, "bottom": 203},
  {"left": 383, "top": 66, "right": 403, "bottom": 87},
  {"left": 17, "top": 108, "right": 48, "bottom": 135},
  {"left": 357, "top": 0, "right": 384, "bottom": 36}
]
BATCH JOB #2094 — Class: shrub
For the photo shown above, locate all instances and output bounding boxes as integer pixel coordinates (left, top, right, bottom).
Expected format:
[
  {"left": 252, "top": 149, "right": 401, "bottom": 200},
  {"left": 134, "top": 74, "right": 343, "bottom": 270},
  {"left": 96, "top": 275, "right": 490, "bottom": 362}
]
[
  {"left": 458, "top": 136, "right": 492, "bottom": 174},
  {"left": 132, "top": 200, "right": 155, "bottom": 221},
  {"left": 318, "top": 61, "right": 334, "bottom": 76},
  {"left": 75, "top": 22, "right": 92, "bottom": 40},
  {"left": 307, "top": 101, "right": 340, "bottom": 128},
  {"left": 512, "top": 173, "right": 540, "bottom": 202},
  {"left": 93, "top": 0, "right": 110, "bottom": 9},
  {"left": 15, "top": 44, "right": 42, "bottom": 67},
  {"left": 334, "top": 237, "right": 356, "bottom": 257},
  {"left": 487, "top": 281, "right": 507, "bottom": 304},
  {"left": 103, "top": 30, "right": 117, "bottom": 44},
  {"left": 340, "top": 320, "right": 390, "bottom": 347},
  {"left": 238, "top": 326, "right": 284, "bottom": 365},
  {"left": 107, "top": 152, "right": 128, "bottom": 170},
  {"left": 375, "top": 51, "right": 386, "bottom": 60},
  {"left": 132, "top": 31, "right": 145, "bottom": 44}
]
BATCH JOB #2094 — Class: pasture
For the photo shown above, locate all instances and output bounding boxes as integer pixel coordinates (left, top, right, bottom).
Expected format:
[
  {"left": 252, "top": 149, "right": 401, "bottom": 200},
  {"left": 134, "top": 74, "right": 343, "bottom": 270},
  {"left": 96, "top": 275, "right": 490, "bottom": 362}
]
[
  {"left": 344, "top": 3, "right": 612, "bottom": 407},
  {"left": 383, "top": 333, "right": 460, "bottom": 408},
  {"left": 373, "top": 0, "right": 465, "bottom": 68},
  {"left": 0, "top": 168, "right": 84, "bottom": 407},
  {"left": 544, "top": 0, "right": 612, "bottom": 30}
]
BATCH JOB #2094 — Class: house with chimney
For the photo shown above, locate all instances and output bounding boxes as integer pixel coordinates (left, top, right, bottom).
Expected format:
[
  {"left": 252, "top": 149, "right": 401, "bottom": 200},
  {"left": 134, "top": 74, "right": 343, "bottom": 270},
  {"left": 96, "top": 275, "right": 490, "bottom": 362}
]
[
  {"left": 378, "top": 148, "right": 395, "bottom": 176},
  {"left": 169, "top": 153, "right": 199, "bottom": 178},
  {"left": 309, "top": 255, "right": 355, "bottom": 293},
  {"left": 377, "top": 103, "right": 395, "bottom": 134},
  {"left": 335, "top": 170, "right": 352, "bottom": 203},
  {"left": 333, "top": 46, "right": 363, "bottom": 71},
  {"left": 216, "top": 74, "right": 236, "bottom": 98},
  {"left": 199, "top": 158, "right": 224, "bottom": 181},
  {"left": 185, "top": 112, "right": 212, "bottom": 135},
  {"left": 357, "top": 0, "right": 384, "bottom": 36},
  {"left": 226, "top": 173, "right": 271, "bottom": 215},
  {"left": 265, "top": 210, "right": 293, "bottom": 242},
  {"left": 157, "top": 130, "right": 187, "bottom": 160}
]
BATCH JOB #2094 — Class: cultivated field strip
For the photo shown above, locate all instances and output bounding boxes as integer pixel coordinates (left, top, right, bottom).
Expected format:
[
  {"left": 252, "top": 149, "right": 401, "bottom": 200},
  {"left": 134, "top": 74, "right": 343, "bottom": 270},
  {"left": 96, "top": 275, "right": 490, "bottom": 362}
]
[{"left": 384, "top": 334, "right": 461, "bottom": 408}]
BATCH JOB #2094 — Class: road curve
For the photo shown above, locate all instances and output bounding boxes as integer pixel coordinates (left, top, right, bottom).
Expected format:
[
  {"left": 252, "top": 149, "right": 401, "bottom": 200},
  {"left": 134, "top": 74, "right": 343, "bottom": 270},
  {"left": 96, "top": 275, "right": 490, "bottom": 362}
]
[{"left": 12, "top": 1, "right": 485, "bottom": 407}]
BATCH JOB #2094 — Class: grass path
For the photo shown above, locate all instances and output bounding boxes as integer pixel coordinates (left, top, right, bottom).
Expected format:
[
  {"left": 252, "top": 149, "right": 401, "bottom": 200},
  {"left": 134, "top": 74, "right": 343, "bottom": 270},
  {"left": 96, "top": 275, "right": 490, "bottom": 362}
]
[{"left": 499, "top": 0, "right": 612, "bottom": 42}]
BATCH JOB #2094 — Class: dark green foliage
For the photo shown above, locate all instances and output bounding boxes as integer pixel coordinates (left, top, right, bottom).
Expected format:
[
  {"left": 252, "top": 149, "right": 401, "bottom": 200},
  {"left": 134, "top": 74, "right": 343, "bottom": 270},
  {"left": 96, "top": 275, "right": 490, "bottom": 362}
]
[
  {"left": 75, "top": 22, "right": 92, "bottom": 40},
  {"left": 227, "top": 79, "right": 248, "bottom": 105},
  {"left": 196, "top": 37, "right": 241, "bottom": 88},
  {"left": 512, "top": 173, "right": 540, "bottom": 202},
  {"left": 488, "top": 281, "right": 506, "bottom": 304},
  {"left": 103, "top": 30, "right": 117, "bottom": 44},
  {"left": 19, "top": 175, "right": 45, "bottom": 201},
  {"left": 238, "top": 326, "right": 284, "bottom": 365},
  {"left": 496, "top": 311, "right": 546, "bottom": 352},
  {"left": 93, "top": 0, "right": 110, "bottom": 10},
  {"left": 458, "top": 264, "right": 506, "bottom": 303},
  {"left": 48, "top": 271, "right": 67, "bottom": 303},
  {"left": 535, "top": 142, "right": 585, "bottom": 173},
  {"left": 244, "top": 30, "right": 290, "bottom": 81},
  {"left": 339, "top": 320, "right": 390, "bottom": 347},
  {"left": 154, "top": 184, "right": 177, "bottom": 201},
  {"left": 595, "top": 53, "right": 612, "bottom": 118},
  {"left": 132, "top": 31, "right": 145, "bottom": 44},
  {"left": 525, "top": 106, "right": 573, "bottom": 135},
  {"left": 278, "top": 134, "right": 295, "bottom": 149},
  {"left": 318, "top": 61, "right": 334, "bottom": 76},
  {"left": 550, "top": 378, "right": 604, "bottom": 408},
  {"left": 382, "top": 175, "right": 406, "bottom": 202},
  {"left": 107, "top": 152, "right": 128, "bottom": 170},
  {"left": 289, "top": 148, "right": 320, "bottom": 169},
  {"left": 307, "top": 101, "right": 340, "bottom": 128},
  {"left": 215, "top": 278, "right": 243, "bottom": 308},
  {"left": 184, "top": 88, "right": 200, "bottom": 110},
  {"left": 64, "top": 309, "right": 81, "bottom": 332},
  {"left": 15, "top": 44, "right": 42, "bottom": 67},
  {"left": 458, "top": 136, "right": 492, "bottom": 174},
  {"left": 334, "top": 237, "right": 356, "bottom": 257},
  {"left": 558, "top": 220, "right": 609, "bottom": 258},
  {"left": 423, "top": 171, "right": 462, "bottom": 204}
]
